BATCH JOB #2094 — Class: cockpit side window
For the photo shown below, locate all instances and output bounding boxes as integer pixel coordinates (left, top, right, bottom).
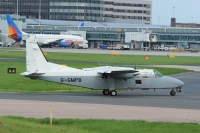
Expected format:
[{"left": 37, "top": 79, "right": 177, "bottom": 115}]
[{"left": 153, "top": 70, "right": 163, "bottom": 77}]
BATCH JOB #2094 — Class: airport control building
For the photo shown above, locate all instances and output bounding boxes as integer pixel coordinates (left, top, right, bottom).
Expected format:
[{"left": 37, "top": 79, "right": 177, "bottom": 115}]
[
  {"left": 1, "top": 14, "right": 200, "bottom": 50},
  {"left": 0, "top": 0, "right": 152, "bottom": 24}
]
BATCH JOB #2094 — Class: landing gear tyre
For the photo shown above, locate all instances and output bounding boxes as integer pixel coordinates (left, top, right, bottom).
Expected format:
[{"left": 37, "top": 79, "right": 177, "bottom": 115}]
[
  {"left": 109, "top": 90, "right": 117, "bottom": 96},
  {"left": 176, "top": 87, "right": 182, "bottom": 93},
  {"left": 170, "top": 90, "right": 176, "bottom": 96},
  {"left": 103, "top": 90, "right": 109, "bottom": 95}
]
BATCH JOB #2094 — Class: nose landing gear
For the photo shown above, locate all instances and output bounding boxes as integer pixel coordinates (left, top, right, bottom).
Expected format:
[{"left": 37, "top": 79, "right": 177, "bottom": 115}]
[
  {"left": 170, "top": 87, "right": 182, "bottom": 96},
  {"left": 176, "top": 87, "right": 182, "bottom": 93}
]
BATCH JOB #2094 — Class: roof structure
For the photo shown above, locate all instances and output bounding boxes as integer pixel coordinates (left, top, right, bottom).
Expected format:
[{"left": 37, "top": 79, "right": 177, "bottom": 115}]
[{"left": 27, "top": 19, "right": 164, "bottom": 28}]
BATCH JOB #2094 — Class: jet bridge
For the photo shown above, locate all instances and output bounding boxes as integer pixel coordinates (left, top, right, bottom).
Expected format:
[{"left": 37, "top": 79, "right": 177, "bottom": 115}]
[{"left": 125, "top": 32, "right": 153, "bottom": 50}]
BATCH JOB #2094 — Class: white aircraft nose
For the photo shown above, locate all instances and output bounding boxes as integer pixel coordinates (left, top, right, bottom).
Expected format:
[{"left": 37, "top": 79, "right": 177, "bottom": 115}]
[
  {"left": 173, "top": 79, "right": 184, "bottom": 87},
  {"left": 84, "top": 40, "right": 88, "bottom": 44}
]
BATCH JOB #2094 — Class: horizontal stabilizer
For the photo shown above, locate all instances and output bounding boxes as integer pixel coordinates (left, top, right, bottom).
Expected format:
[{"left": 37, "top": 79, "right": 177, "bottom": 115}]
[
  {"left": 21, "top": 71, "right": 45, "bottom": 76},
  {"left": 0, "top": 33, "right": 8, "bottom": 36}
]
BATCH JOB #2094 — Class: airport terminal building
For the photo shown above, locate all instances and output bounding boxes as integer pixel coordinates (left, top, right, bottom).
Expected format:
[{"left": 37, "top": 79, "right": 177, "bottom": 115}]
[
  {"left": 1, "top": 14, "right": 200, "bottom": 50},
  {"left": 0, "top": 0, "right": 152, "bottom": 24}
]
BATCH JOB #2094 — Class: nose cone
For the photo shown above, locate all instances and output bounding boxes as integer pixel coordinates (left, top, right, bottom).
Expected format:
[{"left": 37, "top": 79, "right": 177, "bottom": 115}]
[
  {"left": 84, "top": 40, "right": 88, "bottom": 44},
  {"left": 173, "top": 78, "right": 184, "bottom": 87}
]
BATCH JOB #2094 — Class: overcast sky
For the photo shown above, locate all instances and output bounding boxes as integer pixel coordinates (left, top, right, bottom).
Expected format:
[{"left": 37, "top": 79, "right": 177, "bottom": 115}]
[{"left": 151, "top": 0, "right": 200, "bottom": 26}]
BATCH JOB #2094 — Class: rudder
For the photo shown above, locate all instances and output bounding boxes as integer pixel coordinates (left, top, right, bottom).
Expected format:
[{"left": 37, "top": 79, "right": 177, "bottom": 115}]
[{"left": 26, "top": 34, "right": 50, "bottom": 73}]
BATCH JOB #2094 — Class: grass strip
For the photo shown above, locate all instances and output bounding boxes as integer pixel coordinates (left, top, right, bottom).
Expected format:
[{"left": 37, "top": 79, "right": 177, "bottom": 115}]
[
  {"left": 0, "top": 50, "right": 200, "bottom": 65},
  {"left": 0, "top": 116, "right": 199, "bottom": 133}
]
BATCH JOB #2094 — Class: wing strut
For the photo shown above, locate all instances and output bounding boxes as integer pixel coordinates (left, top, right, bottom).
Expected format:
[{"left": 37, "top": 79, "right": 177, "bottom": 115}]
[{"left": 108, "top": 76, "right": 115, "bottom": 90}]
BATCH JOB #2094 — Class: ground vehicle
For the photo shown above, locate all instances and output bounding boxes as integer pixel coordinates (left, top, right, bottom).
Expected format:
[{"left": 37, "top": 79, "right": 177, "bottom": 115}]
[
  {"left": 76, "top": 44, "right": 88, "bottom": 49},
  {"left": 107, "top": 45, "right": 115, "bottom": 50},
  {"left": 114, "top": 44, "right": 130, "bottom": 50},
  {"left": 190, "top": 46, "right": 199, "bottom": 53},
  {"left": 120, "top": 45, "right": 130, "bottom": 50},
  {"left": 168, "top": 46, "right": 178, "bottom": 51},
  {"left": 191, "top": 49, "right": 198, "bottom": 53},
  {"left": 0, "top": 42, "right": 5, "bottom": 47}
]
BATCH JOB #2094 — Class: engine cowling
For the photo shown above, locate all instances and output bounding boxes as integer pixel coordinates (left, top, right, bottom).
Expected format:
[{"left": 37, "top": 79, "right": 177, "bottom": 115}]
[
  {"left": 106, "top": 73, "right": 134, "bottom": 79},
  {"left": 60, "top": 41, "right": 69, "bottom": 47}
]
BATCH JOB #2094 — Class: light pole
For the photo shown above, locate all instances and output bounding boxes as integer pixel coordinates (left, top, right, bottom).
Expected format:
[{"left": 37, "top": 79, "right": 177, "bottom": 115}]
[
  {"left": 39, "top": 0, "right": 41, "bottom": 26},
  {"left": 141, "top": 0, "right": 144, "bottom": 50},
  {"left": 191, "top": 17, "right": 193, "bottom": 23},
  {"left": 173, "top": 6, "right": 175, "bottom": 18},
  {"left": 17, "top": 0, "right": 18, "bottom": 25}
]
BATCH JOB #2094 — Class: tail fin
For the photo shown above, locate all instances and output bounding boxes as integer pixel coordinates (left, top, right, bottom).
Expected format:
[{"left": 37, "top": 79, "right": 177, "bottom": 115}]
[
  {"left": 6, "top": 14, "right": 23, "bottom": 41},
  {"left": 21, "top": 34, "right": 80, "bottom": 76},
  {"left": 79, "top": 22, "right": 84, "bottom": 27},
  {"left": 25, "top": 34, "right": 50, "bottom": 74}
]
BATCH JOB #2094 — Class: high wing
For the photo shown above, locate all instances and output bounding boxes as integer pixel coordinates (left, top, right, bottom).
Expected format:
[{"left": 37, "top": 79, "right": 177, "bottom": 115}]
[{"left": 83, "top": 66, "right": 139, "bottom": 79}]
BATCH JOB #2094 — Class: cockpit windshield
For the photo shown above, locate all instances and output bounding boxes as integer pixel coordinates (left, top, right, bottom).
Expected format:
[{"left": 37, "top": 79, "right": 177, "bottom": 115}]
[{"left": 153, "top": 70, "right": 163, "bottom": 77}]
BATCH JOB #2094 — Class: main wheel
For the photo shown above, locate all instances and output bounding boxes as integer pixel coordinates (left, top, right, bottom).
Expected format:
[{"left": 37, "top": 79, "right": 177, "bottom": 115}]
[
  {"left": 103, "top": 90, "right": 109, "bottom": 95},
  {"left": 170, "top": 90, "right": 176, "bottom": 96},
  {"left": 109, "top": 90, "right": 117, "bottom": 96}
]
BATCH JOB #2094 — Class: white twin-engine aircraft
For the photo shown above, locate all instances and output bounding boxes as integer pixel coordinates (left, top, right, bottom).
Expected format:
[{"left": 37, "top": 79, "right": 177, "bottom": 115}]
[{"left": 21, "top": 35, "right": 184, "bottom": 96}]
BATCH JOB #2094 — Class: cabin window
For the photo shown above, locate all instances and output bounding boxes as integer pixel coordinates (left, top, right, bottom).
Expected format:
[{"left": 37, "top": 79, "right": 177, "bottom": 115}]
[{"left": 135, "top": 80, "right": 142, "bottom": 84}]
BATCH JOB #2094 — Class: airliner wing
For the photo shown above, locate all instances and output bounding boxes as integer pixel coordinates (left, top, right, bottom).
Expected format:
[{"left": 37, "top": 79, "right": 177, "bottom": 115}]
[
  {"left": 42, "top": 38, "right": 63, "bottom": 44},
  {"left": 0, "top": 33, "right": 8, "bottom": 36}
]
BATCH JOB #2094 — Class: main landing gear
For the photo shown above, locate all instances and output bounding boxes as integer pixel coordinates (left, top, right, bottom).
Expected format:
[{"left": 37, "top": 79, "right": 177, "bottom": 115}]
[{"left": 102, "top": 90, "right": 117, "bottom": 96}]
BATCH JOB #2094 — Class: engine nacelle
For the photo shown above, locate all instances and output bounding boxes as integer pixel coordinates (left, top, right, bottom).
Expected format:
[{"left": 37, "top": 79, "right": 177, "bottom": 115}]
[
  {"left": 107, "top": 73, "right": 134, "bottom": 79},
  {"left": 60, "top": 41, "right": 69, "bottom": 47}
]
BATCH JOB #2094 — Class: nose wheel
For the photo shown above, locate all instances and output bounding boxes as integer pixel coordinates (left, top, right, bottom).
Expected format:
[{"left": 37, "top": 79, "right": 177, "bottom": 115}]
[
  {"left": 170, "top": 90, "right": 176, "bottom": 96},
  {"left": 176, "top": 87, "right": 182, "bottom": 93}
]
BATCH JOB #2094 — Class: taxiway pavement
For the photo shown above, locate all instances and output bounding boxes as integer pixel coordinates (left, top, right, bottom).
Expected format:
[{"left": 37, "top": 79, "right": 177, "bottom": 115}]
[
  {"left": 0, "top": 72, "right": 200, "bottom": 123},
  {"left": 2, "top": 47, "right": 200, "bottom": 56}
]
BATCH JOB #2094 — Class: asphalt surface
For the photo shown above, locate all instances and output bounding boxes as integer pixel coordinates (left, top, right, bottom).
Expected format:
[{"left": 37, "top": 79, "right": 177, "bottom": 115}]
[
  {"left": 41, "top": 48, "right": 200, "bottom": 56},
  {"left": 2, "top": 47, "right": 200, "bottom": 56},
  {"left": 0, "top": 72, "right": 200, "bottom": 110}
]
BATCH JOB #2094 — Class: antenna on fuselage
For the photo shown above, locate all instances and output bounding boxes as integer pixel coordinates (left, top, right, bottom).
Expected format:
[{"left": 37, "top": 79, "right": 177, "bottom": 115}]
[{"left": 134, "top": 64, "right": 137, "bottom": 70}]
